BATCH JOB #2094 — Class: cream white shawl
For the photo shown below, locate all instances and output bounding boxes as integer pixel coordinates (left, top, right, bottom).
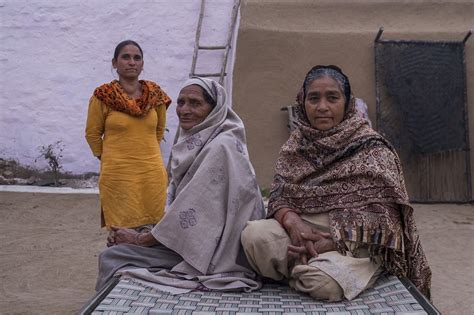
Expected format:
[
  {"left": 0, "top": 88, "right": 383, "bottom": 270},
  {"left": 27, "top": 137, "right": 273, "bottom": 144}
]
[{"left": 125, "top": 78, "right": 265, "bottom": 292}]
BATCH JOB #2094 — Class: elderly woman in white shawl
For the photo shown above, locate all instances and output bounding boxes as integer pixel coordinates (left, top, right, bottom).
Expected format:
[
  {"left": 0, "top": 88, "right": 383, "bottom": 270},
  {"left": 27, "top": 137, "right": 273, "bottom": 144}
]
[{"left": 96, "top": 77, "right": 265, "bottom": 292}]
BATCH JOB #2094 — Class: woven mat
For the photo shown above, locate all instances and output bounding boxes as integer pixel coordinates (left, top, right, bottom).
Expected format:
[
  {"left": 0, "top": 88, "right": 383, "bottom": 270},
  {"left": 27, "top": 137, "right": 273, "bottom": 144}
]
[{"left": 91, "top": 273, "right": 428, "bottom": 314}]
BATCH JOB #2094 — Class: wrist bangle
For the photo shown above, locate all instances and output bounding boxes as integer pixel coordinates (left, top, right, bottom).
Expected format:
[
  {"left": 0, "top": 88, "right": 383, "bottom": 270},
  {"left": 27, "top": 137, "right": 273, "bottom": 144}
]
[
  {"left": 281, "top": 210, "right": 295, "bottom": 226},
  {"left": 277, "top": 209, "right": 295, "bottom": 226}
]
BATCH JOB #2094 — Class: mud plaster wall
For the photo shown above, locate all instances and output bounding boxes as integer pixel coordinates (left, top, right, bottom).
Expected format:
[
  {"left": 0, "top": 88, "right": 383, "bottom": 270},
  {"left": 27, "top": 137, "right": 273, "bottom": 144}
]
[
  {"left": 233, "top": 0, "right": 474, "bottom": 195},
  {"left": 0, "top": 0, "right": 237, "bottom": 174}
]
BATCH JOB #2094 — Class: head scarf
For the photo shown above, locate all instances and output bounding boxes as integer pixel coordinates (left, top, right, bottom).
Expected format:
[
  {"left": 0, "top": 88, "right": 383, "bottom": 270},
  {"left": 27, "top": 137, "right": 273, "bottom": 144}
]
[
  {"left": 177, "top": 77, "right": 226, "bottom": 136},
  {"left": 268, "top": 65, "right": 431, "bottom": 298},
  {"left": 94, "top": 80, "right": 171, "bottom": 117},
  {"left": 171, "top": 77, "right": 235, "bottom": 185}
]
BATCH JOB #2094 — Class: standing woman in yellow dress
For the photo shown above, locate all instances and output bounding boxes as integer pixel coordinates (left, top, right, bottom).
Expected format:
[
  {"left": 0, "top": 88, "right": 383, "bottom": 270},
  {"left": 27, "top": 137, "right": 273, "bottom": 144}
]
[{"left": 85, "top": 40, "right": 171, "bottom": 235}]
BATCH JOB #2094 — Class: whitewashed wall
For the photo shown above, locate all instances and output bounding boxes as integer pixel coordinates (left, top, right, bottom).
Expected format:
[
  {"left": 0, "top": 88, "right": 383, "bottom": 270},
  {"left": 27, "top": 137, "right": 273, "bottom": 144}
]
[{"left": 0, "top": 0, "right": 238, "bottom": 174}]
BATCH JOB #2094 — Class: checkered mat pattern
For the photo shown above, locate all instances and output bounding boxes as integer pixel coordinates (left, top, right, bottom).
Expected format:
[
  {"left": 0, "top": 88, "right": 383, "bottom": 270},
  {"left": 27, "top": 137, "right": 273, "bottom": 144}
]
[{"left": 91, "top": 273, "right": 427, "bottom": 314}]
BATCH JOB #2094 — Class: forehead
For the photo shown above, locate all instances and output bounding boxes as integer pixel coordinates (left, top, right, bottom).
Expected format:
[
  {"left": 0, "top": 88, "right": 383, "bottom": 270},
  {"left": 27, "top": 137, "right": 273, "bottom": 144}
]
[
  {"left": 178, "top": 85, "right": 205, "bottom": 98},
  {"left": 307, "top": 76, "right": 343, "bottom": 93},
  {"left": 118, "top": 44, "right": 142, "bottom": 56}
]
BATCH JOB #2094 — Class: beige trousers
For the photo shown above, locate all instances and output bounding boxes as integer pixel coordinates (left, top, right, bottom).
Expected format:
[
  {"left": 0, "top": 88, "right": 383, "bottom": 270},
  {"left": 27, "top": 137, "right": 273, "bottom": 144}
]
[{"left": 241, "top": 219, "right": 382, "bottom": 301}]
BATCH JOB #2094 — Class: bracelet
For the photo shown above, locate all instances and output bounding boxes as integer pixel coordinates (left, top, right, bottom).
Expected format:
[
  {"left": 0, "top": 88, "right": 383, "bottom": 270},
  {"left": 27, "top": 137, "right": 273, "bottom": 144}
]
[
  {"left": 276, "top": 209, "right": 295, "bottom": 226},
  {"left": 134, "top": 233, "right": 141, "bottom": 246}
]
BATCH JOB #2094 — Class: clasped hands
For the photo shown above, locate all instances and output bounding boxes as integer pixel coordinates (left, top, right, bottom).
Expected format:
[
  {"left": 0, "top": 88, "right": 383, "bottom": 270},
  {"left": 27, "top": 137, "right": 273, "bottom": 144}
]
[
  {"left": 107, "top": 226, "right": 140, "bottom": 247},
  {"left": 107, "top": 226, "right": 159, "bottom": 247},
  {"left": 280, "top": 211, "right": 336, "bottom": 264}
]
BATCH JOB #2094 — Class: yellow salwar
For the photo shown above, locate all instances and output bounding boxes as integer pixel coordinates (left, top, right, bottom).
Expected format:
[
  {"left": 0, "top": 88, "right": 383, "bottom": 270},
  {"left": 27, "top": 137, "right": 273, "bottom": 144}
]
[{"left": 85, "top": 96, "right": 168, "bottom": 228}]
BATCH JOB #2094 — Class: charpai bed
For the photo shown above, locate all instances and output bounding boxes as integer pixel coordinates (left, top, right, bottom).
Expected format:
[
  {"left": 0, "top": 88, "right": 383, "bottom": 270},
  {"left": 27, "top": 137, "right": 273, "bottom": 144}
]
[{"left": 78, "top": 272, "right": 439, "bottom": 314}]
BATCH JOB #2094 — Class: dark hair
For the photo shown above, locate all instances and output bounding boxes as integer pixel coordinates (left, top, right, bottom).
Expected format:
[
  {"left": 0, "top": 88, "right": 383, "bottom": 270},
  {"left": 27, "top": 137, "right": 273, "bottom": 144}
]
[
  {"left": 303, "top": 65, "right": 351, "bottom": 109},
  {"left": 113, "top": 40, "right": 143, "bottom": 60},
  {"left": 200, "top": 86, "right": 217, "bottom": 108},
  {"left": 188, "top": 77, "right": 218, "bottom": 108}
]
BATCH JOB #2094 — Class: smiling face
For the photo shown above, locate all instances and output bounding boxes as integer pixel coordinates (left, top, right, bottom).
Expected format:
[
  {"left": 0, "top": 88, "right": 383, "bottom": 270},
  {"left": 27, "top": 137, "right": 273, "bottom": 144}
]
[
  {"left": 112, "top": 44, "right": 143, "bottom": 80},
  {"left": 176, "top": 85, "right": 214, "bottom": 131},
  {"left": 304, "top": 76, "right": 346, "bottom": 130}
]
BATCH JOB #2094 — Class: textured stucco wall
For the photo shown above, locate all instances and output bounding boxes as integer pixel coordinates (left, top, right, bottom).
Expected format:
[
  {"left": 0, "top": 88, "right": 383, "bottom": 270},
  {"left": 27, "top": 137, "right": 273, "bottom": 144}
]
[{"left": 0, "top": 0, "right": 237, "bottom": 174}]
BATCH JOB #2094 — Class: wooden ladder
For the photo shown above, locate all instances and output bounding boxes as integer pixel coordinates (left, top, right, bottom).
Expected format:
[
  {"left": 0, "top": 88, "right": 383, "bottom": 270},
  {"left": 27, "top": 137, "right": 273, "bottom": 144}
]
[
  {"left": 189, "top": 0, "right": 241, "bottom": 86},
  {"left": 167, "top": 0, "right": 241, "bottom": 176}
]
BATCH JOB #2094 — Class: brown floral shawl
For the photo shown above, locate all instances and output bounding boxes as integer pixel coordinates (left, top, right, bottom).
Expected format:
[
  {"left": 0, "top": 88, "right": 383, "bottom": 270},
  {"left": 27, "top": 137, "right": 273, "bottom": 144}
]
[
  {"left": 268, "top": 98, "right": 431, "bottom": 298},
  {"left": 94, "top": 80, "right": 171, "bottom": 117}
]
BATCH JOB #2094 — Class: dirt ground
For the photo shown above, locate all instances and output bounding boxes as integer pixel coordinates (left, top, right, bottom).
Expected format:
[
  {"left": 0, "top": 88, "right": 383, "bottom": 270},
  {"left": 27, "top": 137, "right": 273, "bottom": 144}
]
[{"left": 0, "top": 191, "right": 473, "bottom": 315}]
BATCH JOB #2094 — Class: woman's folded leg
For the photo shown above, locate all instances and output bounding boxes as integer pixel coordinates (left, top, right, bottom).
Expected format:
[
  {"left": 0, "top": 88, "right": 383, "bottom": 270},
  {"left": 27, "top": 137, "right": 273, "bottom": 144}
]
[
  {"left": 96, "top": 243, "right": 182, "bottom": 291},
  {"left": 290, "top": 251, "right": 382, "bottom": 301},
  {"left": 241, "top": 219, "right": 291, "bottom": 280},
  {"left": 290, "top": 263, "right": 344, "bottom": 302}
]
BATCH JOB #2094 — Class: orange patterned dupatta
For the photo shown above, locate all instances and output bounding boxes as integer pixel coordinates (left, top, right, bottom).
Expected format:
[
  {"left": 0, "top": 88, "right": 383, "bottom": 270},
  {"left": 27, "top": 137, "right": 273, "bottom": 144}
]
[{"left": 94, "top": 80, "right": 171, "bottom": 117}]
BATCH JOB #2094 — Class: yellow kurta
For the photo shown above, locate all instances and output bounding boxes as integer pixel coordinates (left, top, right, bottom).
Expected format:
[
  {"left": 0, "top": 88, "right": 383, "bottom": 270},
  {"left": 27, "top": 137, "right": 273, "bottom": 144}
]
[{"left": 85, "top": 96, "right": 168, "bottom": 228}]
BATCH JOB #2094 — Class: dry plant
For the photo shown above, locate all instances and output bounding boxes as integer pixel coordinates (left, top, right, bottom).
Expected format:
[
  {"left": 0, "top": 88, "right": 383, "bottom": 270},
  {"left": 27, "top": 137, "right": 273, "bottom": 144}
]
[{"left": 36, "top": 141, "right": 65, "bottom": 186}]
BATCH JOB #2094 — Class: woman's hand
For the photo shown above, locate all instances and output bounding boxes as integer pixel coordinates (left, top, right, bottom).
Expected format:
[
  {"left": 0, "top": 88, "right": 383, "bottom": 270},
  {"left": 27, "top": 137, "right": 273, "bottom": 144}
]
[
  {"left": 311, "top": 236, "right": 336, "bottom": 254},
  {"left": 107, "top": 226, "right": 159, "bottom": 247},
  {"left": 278, "top": 211, "right": 321, "bottom": 264},
  {"left": 288, "top": 229, "right": 336, "bottom": 260},
  {"left": 107, "top": 226, "right": 138, "bottom": 247}
]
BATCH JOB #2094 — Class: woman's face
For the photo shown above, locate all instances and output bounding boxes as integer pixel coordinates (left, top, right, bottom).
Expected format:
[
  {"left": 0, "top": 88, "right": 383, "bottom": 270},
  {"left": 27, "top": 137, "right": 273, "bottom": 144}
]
[
  {"left": 304, "top": 76, "right": 346, "bottom": 130},
  {"left": 176, "top": 85, "right": 213, "bottom": 131},
  {"left": 112, "top": 44, "right": 143, "bottom": 80}
]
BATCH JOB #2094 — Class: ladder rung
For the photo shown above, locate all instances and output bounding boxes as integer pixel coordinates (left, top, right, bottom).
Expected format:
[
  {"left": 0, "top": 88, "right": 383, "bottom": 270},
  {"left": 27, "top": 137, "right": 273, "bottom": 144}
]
[
  {"left": 198, "top": 45, "right": 227, "bottom": 50},
  {"left": 191, "top": 73, "right": 227, "bottom": 78},
  {"left": 189, "top": 0, "right": 241, "bottom": 85}
]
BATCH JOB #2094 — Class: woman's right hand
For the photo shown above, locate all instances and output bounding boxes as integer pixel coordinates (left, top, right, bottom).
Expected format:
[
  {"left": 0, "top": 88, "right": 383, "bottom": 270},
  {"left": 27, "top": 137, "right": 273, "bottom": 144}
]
[
  {"left": 288, "top": 229, "right": 335, "bottom": 261},
  {"left": 279, "top": 211, "right": 320, "bottom": 264}
]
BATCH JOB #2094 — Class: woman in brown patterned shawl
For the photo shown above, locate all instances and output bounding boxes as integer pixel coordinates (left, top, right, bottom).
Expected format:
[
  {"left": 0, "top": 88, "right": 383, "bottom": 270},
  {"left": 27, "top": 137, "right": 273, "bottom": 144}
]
[{"left": 242, "top": 65, "right": 431, "bottom": 301}]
